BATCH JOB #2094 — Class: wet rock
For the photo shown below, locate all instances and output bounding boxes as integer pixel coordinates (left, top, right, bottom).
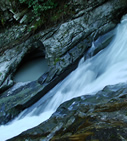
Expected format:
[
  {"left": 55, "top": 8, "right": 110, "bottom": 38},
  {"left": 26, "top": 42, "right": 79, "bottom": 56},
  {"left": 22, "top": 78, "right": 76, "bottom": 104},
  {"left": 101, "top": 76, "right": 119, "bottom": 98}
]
[
  {"left": 0, "top": 0, "right": 13, "bottom": 24},
  {"left": 0, "top": 57, "right": 79, "bottom": 124},
  {"left": 43, "top": 0, "right": 127, "bottom": 66},
  {"left": 0, "top": 81, "right": 42, "bottom": 124},
  {"left": 86, "top": 29, "right": 116, "bottom": 57},
  {"left": 9, "top": 82, "right": 127, "bottom": 141},
  {"left": 0, "top": 0, "right": 127, "bottom": 92},
  {"left": 0, "top": 0, "right": 127, "bottom": 130},
  {"left": 0, "top": 21, "right": 124, "bottom": 125},
  {"left": 38, "top": 72, "right": 48, "bottom": 85},
  {"left": 0, "top": 75, "right": 14, "bottom": 92},
  {"left": 0, "top": 34, "right": 47, "bottom": 92}
]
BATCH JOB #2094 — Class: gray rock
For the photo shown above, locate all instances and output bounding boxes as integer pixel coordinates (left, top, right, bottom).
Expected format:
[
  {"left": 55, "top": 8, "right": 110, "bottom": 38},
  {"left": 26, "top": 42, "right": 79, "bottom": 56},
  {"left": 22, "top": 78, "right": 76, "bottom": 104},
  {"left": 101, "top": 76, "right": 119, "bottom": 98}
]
[
  {"left": 42, "top": 0, "right": 127, "bottom": 67},
  {"left": 86, "top": 28, "right": 116, "bottom": 58},
  {"left": 9, "top": 82, "right": 127, "bottom": 141},
  {"left": 0, "top": 0, "right": 127, "bottom": 92},
  {"left": 0, "top": 0, "right": 127, "bottom": 128}
]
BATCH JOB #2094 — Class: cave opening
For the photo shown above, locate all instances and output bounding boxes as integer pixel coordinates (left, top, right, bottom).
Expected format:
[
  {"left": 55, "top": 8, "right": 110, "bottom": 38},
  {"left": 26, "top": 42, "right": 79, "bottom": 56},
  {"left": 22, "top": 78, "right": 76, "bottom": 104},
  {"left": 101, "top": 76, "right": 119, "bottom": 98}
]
[{"left": 13, "top": 47, "right": 48, "bottom": 82}]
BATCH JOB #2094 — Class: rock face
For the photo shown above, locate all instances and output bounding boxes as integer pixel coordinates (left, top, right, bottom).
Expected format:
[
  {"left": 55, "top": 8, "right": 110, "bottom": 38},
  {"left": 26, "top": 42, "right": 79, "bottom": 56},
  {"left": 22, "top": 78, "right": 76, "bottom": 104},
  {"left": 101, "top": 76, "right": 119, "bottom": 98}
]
[
  {"left": 43, "top": 0, "right": 127, "bottom": 65},
  {"left": 0, "top": 0, "right": 127, "bottom": 130},
  {"left": 9, "top": 82, "right": 127, "bottom": 141},
  {"left": 0, "top": 0, "right": 127, "bottom": 92},
  {"left": 0, "top": 28, "right": 115, "bottom": 125}
]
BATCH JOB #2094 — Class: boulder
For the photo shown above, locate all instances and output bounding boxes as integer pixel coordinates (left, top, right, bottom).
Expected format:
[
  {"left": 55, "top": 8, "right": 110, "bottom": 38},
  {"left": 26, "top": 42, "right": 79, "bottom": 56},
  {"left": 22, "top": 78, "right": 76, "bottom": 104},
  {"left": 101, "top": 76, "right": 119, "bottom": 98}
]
[{"left": 9, "top": 82, "right": 127, "bottom": 140}]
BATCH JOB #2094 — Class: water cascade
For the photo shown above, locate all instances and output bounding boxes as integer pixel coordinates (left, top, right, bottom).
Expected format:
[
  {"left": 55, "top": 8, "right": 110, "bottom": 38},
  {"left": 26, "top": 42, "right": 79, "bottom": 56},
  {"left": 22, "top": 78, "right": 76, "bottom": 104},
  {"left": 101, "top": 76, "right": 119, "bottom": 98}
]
[{"left": 1, "top": 15, "right": 127, "bottom": 140}]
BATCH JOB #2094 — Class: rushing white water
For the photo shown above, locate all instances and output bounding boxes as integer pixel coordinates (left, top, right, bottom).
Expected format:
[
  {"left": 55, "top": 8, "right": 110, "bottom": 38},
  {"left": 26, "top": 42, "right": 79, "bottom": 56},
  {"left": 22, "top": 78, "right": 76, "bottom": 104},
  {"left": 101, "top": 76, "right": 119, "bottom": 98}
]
[
  {"left": 14, "top": 57, "right": 48, "bottom": 82},
  {"left": 1, "top": 15, "right": 127, "bottom": 140}
]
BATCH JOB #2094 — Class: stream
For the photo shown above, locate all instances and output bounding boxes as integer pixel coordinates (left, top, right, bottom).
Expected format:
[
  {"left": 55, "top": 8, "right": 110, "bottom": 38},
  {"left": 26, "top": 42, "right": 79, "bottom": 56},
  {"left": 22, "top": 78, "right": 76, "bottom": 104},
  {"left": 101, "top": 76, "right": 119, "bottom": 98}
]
[{"left": 0, "top": 14, "right": 127, "bottom": 140}]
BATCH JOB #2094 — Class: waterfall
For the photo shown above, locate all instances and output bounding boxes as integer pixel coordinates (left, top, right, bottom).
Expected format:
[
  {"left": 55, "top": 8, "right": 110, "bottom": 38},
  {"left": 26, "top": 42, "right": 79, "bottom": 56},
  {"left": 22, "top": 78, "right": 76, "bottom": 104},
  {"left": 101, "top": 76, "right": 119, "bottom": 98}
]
[{"left": 1, "top": 14, "right": 127, "bottom": 140}]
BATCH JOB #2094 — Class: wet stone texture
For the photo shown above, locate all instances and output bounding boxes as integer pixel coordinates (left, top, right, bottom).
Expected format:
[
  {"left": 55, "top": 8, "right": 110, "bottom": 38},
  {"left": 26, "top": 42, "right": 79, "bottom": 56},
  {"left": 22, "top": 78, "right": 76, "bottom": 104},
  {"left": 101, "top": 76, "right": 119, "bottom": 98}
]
[
  {"left": 0, "top": 0, "right": 127, "bottom": 92},
  {"left": 9, "top": 83, "right": 127, "bottom": 141},
  {"left": 0, "top": 28, "right": 116, "bottom": 125},
  {"left": 0, "top": 0, "right": 127, "bottom": 139}
]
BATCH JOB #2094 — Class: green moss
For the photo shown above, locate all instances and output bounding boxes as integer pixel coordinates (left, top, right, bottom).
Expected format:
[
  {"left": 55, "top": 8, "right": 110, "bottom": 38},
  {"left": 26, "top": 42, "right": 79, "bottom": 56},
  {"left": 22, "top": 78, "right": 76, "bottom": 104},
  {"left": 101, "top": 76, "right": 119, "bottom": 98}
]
[
  {"left": 0, "top": 72, "right": 2, "bottom": 76},
  {"left": 0, "top": 14, "right": 6, "bottom": 26},
  {"left": 61, "top": 58, "right": 65, "bottom": 62},
  {"left": 1, "top": 18, "right": 5, "bottom": 26},
  {"left": 1, "top": 0, "right": 75, "bottom": 34},
  {"left": 51, "top": 15, "right": 60, "bottom": 22},
  {"left": 17, "top": 0, "right": 73, "bottom": 32},
  {"left": 54, "top": 57, "right": 60, "bottom": 65},
  {"left": 19, "top": 0, "right": 57, "bottom": 16}
]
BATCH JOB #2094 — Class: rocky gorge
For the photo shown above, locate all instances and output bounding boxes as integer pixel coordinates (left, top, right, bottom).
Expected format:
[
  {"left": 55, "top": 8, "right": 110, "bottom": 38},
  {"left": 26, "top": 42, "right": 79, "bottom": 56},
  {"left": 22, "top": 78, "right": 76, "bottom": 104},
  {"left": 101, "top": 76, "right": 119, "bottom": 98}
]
[{"left": 0, "top": 0, "right": 127, "bottom": 140}]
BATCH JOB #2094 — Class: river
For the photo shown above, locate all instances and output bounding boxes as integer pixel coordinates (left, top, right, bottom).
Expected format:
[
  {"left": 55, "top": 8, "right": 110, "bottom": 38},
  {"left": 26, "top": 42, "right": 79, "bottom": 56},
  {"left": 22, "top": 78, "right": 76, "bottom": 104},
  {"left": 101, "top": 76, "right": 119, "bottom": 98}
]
[{"left": 0, "top": 14, "right": 127, "bottom": 141}]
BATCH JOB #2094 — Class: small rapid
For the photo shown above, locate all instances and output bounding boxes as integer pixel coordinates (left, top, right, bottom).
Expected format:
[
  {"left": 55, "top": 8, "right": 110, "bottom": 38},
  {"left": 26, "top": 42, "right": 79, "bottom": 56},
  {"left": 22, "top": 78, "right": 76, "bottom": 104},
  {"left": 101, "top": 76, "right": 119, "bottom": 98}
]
[{"left": 1, "top": 15, "right": 127, "bottom": 140}]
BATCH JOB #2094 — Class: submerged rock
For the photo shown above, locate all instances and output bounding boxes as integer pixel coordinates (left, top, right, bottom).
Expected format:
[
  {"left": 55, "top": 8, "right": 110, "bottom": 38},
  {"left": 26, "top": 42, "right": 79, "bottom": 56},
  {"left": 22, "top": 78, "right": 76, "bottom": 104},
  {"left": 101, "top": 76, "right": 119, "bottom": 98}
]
[{"left": 9, "top": 83, "right": 127, "bottom": 141}]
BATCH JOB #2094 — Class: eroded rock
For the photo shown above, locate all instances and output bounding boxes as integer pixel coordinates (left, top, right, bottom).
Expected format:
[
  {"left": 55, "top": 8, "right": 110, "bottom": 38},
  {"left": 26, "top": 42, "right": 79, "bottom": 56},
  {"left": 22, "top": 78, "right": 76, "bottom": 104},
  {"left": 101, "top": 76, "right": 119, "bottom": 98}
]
[
  {"left": 0, "top": 0, "right": 127, "bottom": 93},
  {"left": 0, "top": 22, "right": 123, "bottom": 125},
  {"left": 0, "top": 0, "right": 127, "bottom": 130},
  {"left": 9, "top": 83, "right": 127, "bottom": 141}
]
